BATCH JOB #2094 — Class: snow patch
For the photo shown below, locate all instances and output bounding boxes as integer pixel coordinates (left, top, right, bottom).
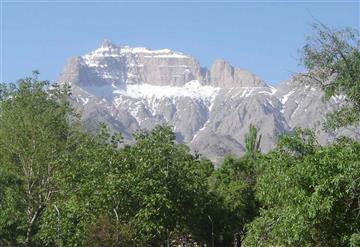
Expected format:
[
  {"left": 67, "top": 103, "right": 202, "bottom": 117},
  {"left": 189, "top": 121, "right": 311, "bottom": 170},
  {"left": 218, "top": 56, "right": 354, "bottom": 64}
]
[
  {"left": 269, "top": 86, "right": 277, "bottom": 94},
  {"left": 144, "top": 54, "right": 188, "bottom": 58},
  {"left": 331, "top": 95, "right": 346, "bottom": 104},
  {"left": 289, "top": 103, "right": 300, "bottom": 120},
  {"left": 121, "top": 46, "right": 172, "bottom": 54},
  {"left": 191, "top": 118, "right": 211, "bottom": 143},
  {"left": 113, "top": 80, "right": 220, "bottom": 103},
  {"left": 258, "top": 91, "right": 272, "bottom": 96},
  {"left": 280, "top": 89, "right": 296, "bottom": 104},
  {"left": 129, "top": 102, "right": 145, "bottom": 124},
  {"left": 77, "top": 94, "right": 89, "bottom": 105},
  {"left": 266, "top": 99, "right": 274, "bottom": 107}
]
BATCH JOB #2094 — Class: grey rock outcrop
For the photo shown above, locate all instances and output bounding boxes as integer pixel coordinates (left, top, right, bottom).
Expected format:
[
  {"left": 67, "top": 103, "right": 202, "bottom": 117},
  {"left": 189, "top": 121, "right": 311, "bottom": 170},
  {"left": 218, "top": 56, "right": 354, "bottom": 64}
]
[
  {"left": 275, "top": 78, "right": 360, "bottom": 144},
  {"left": 209, "top": 59, "right": 265, "bottom": 88}
]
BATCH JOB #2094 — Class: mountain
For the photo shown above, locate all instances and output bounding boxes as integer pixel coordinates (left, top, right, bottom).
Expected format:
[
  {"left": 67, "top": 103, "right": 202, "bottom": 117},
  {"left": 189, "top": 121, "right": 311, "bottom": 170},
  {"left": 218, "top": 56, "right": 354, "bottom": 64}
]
[{"left": 57, "top": 41, "right": 360, "bottom": 162}]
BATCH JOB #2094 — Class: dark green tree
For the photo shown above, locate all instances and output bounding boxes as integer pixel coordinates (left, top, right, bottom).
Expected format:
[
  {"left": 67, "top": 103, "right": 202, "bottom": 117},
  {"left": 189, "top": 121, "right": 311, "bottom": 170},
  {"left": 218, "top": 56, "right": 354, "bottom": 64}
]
[
  {"left": 243, "top": 129, "right": 360, "bottom": 246},
  {"left": 127, "top": 126, "right": 212, "bottom": 246},
  {"left": 208, "top": 125, "right": 261, "bottom": 245},
  {"left": 38, "top": 125, "right": 213, "bottom": 246},
  {"left": 245, "top": 124, "right": 261, "bottom": 159},
  {"left": 209, "top": 156, "right": 258, "bottom": 245}
]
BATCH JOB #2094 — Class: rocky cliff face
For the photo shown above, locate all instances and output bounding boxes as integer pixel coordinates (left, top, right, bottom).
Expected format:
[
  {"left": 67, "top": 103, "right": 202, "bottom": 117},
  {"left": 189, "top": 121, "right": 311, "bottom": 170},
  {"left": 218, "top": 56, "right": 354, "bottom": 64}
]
[
  {"left": 208, "top": 59, "right": 265, "bottom": 88},
  {"left": 59, "top": 40, "right": 201, "bottom": 87},
  {"left": 58, "top": 41, "right": 359, "bottom": 162}
]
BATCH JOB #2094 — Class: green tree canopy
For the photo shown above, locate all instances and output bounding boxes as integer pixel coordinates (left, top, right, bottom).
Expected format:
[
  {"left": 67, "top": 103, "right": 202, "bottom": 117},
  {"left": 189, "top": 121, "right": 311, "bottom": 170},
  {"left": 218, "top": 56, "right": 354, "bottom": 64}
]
[
  {"left": 244, "top": 129, "right": 360, "bottom": 246},
  {"left": 208, "top": 125, "right": 261, "bottom": 245},
  {"left": 38, "top": 125, "right": 214, "bottom": 246},
  {"left": 0, "top": 72, "right": 75, "bottom": 246}
]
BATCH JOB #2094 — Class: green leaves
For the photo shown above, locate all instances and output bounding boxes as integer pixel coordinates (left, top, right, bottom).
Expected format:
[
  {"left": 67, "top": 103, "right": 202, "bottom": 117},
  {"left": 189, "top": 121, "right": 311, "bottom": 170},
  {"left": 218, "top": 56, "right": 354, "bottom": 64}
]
[
  {"left": 127, "top": 125, "right": 210, "bottom": 244},
  {"left": 300, "top": 24, "right": 360, "bottom": 129},
  {"left": 245, "top": 124, "right": 262, "bottom": 158},
  {"left": 324, "top": 106, "right": 360, "bottom": 130},
  {"left": 209, "top": 155, "right": 259, "bottom": 245},
  {"left": 36, "top": 125, "right": 213, "bottom": 246},
  {"left": 244, "top": 130, "right": 360, "bottom": 246},
  {"left": 0, "top": 72, "right": 76, "bottom": 246}
]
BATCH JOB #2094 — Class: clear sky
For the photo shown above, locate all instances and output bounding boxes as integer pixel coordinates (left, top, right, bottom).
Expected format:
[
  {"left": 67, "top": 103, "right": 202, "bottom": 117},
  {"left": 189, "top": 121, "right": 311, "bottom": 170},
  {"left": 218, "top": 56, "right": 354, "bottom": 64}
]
[{"left": 1, "top": 1, "right": 359, "bottom": 85}]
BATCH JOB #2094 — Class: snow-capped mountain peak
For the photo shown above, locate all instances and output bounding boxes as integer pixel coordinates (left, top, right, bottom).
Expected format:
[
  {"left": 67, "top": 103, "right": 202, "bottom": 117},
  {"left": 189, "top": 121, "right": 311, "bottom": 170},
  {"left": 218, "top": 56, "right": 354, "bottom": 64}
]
[{"left": 58, "top": 42, "right": 359, "bottom": 162}]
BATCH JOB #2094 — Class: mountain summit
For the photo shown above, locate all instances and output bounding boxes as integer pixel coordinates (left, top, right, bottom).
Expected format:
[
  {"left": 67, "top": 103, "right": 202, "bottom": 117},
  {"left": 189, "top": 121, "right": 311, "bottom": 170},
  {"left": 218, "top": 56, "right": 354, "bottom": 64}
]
[
  {"left": 58, "top": 42, "right": 359, "bottom": 162},
  {"left": 59, "top": 41, "right": 263, "bottom": 88}
]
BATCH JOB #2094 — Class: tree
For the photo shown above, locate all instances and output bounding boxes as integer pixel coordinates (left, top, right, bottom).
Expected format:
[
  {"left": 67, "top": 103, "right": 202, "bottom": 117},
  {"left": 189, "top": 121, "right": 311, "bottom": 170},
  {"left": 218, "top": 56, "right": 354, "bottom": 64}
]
[
  {"left": 245, "top": 124, "right": 261, "bottom": 159},
  {"left": 126, "top": 126, "right": 212, "bottom": 245},
  {"left": 37, "top": 125, "right": 134, "bottom": 246},
  {"left": 299, "top": 23, "right": 360, "bottom": 129},
  {"left": 243, "top": 25, "right": 360, "bottom": 246},
  {"left": 0, "top": 72, "right": 74, "bottom": 246},
  {"left": 38, "top": 125, "right": 213, "bottom": 246},
  {"left": 208, "top": 125, "right": 261, "bottom": 245},
  {"left": 243, "top": 129, "right": 360, "bottom": 246},
  {"left": 209, "top": 156, "right": 258, "bottom": 245}
]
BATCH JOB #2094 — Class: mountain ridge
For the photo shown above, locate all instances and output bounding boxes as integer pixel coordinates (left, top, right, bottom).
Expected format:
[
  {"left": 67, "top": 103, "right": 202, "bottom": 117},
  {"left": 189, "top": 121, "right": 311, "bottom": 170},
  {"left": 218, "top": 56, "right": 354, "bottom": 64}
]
[{"left": 58, "top": 41, "right": 359, "bottom": 162}]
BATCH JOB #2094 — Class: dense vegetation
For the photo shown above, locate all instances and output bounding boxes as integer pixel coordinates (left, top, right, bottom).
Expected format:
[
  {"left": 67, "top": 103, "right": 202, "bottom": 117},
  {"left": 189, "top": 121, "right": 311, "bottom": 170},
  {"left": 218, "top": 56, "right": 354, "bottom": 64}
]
[{"left": 0, "top": 26, "right": 359, "bottom": 246}]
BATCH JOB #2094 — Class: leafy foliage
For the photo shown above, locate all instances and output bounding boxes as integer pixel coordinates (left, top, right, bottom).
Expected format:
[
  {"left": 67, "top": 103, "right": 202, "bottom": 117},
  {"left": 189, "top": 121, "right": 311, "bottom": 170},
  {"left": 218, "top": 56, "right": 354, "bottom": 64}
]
[
  {"left": 243, "top": 131, "right": 360, "bottom": 246},
  {"left": 121, "top": 126, "right": 211, "bottom": 245},
  {"left": 245, "top": 124, "right": 262, "bottom": 158},
  {"left": 209, "top": 156, "right": 258, "bottom": 245},
  {"left": 37, "top": 125, "right": 214, "bottom": 246},
  {"left": 300, "top": 24, "right": 360, "bottom": 129},
  {"left": 207, "top": 125, "right": 261, "bottom": 245},
  {"left": 0, "top": 71, "right": 75, "bottom": 246}
]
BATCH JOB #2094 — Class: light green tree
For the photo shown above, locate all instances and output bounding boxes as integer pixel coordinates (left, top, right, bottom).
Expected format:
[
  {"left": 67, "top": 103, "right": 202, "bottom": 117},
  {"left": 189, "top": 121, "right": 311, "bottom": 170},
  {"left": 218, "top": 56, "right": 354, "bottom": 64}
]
[
  {"left": 0, "top": 72, "right": 75, "bottom": 246},
  {"left": 38, "top": 125, "right": 134, "bottom": 246},
  {"left": 243, "top": 25, "right": 360, "bottom": 246},
  {"left": 299, "top": 24, "right": 360, "bottom": 129}
]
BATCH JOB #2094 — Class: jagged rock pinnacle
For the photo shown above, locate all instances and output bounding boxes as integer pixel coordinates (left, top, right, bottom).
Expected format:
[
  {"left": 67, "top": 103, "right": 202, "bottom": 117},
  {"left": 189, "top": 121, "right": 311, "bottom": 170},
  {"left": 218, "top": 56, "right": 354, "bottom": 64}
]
[{"left": 100, "top": 39, "right": 116, "bottom": 48}]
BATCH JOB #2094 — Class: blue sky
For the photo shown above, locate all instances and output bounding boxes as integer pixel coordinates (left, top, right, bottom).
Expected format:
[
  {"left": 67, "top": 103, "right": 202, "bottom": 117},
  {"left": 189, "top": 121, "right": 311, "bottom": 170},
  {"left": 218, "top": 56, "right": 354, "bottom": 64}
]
[{"left": 1, "top": 1, "right": 359, "bottom": 85}]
